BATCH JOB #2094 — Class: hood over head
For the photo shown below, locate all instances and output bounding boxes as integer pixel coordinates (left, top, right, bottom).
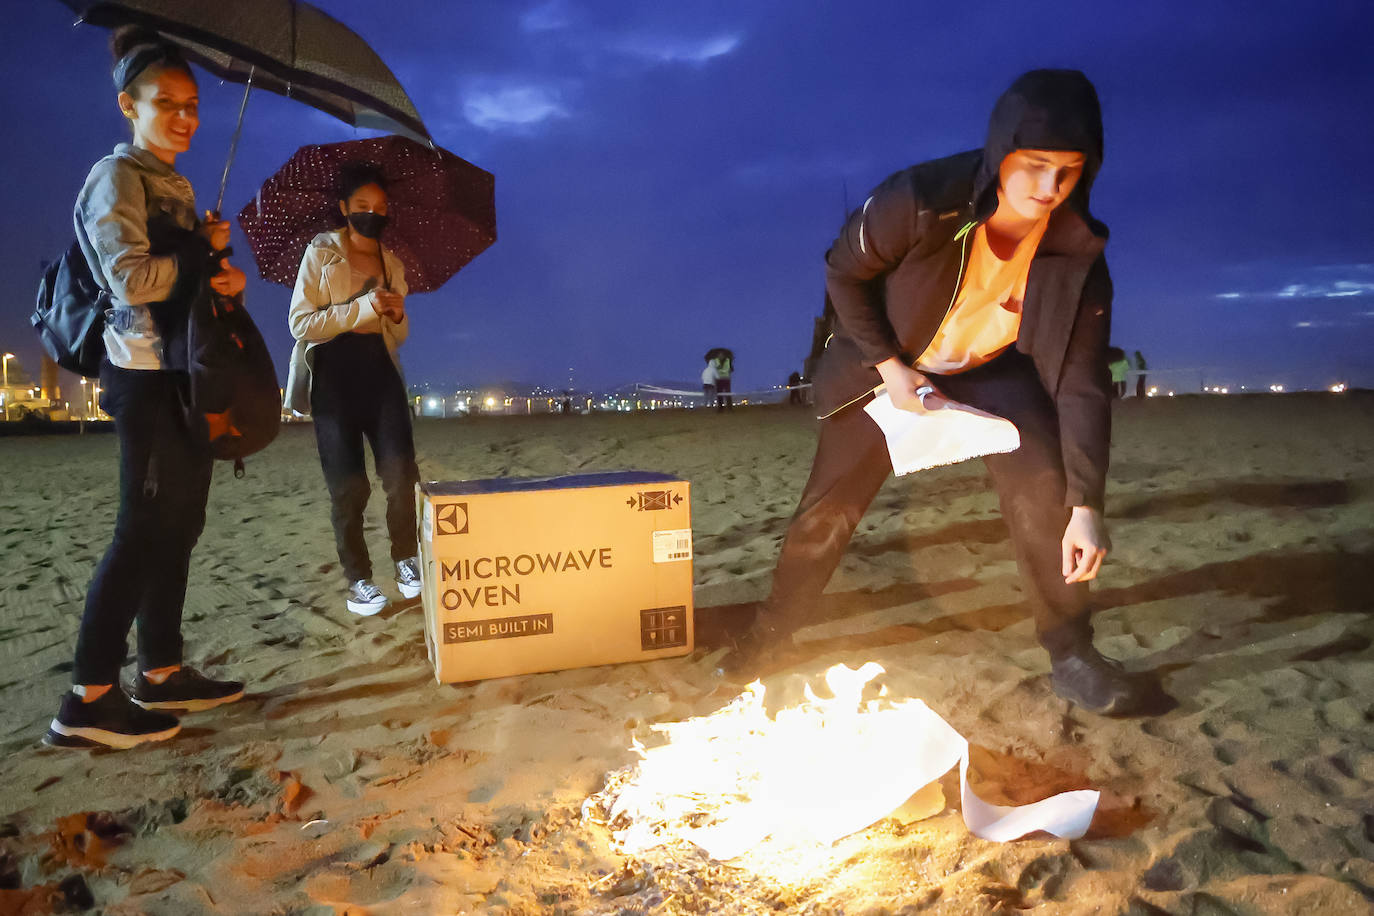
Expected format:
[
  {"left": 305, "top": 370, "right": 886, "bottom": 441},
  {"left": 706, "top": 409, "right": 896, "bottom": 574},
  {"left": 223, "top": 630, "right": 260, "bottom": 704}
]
[{"left": 974, "top": 69, "right": 1104, "bottom": 230}]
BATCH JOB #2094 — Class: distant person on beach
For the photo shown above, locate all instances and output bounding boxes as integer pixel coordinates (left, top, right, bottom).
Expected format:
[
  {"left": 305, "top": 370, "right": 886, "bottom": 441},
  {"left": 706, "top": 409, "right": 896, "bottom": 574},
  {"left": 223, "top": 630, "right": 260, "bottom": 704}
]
[
  {"left": 1134, "top": 350, "right": 1148, "bottom": 398},
  {"left": 284, "top": 163, "right": 421, "bottom": 617},
  {"left": 726, "top": 70, "right": 1161, "bottom": 716},
  {"left": 713, "top": 352, "right": 734, "bottom": 411},
  {"left": 701, "top": 360, "right": 717, "bottom": 407},
  {"left": 788, "top": 371, "right": 805, "bottom": 406},
  {"left": 47, "top": 28, "right": 247, "bottom": 750},
  {"left": 1108, "top": 347, "right": 1129, "bottom": 399}
]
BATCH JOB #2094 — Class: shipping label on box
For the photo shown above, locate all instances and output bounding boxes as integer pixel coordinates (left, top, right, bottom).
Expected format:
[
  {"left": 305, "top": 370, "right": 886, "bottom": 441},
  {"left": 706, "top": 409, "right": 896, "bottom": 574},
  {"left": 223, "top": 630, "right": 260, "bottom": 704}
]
[{"left": 417, "top": 471, "right": 693, "bottom": 682}]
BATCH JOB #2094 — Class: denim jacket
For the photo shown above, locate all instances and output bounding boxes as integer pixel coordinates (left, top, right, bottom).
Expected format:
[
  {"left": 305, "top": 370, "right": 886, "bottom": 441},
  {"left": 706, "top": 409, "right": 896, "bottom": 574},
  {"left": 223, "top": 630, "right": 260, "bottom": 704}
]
[{"left": 75, "top": 143, "right": 199, "bottom": 370}]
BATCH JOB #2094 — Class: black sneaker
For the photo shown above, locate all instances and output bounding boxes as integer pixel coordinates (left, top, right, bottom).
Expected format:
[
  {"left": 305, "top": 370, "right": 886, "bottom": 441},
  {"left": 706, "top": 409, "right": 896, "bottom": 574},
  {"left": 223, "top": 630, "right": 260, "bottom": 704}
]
[
  {"left": 129, "top": 666, "right": 245, "bottom": 713},
  {"left": 45, "top": 689, "right": 181, "bottom": 749},
  {"left": 716, "top": 628, "right": 799, "bottom": 681},
  {"left": 1050, "top": 646, "right": 1165, "bottom": 716}
]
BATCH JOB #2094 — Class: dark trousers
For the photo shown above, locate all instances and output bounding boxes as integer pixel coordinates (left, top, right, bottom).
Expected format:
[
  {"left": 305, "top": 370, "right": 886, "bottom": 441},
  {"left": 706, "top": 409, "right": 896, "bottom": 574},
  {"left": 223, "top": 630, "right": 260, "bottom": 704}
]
[
  {"left": 755, "top": 351, "right": 1093, "bottom": 657},
  {"left": 715, "top": 377, "right": 733, "bottom": 411},
  {"left": 310, "top": 333, "right": 419, "bottom": 584},
  {"left": 73, "top": 364, "right": 213, "bottom": 685}
]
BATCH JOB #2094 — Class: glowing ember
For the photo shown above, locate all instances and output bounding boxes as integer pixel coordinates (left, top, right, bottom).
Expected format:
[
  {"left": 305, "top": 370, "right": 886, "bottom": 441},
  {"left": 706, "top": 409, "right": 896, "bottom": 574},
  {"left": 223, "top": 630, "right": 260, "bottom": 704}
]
[{"left": 589, "top": 663, "right": 1098, "bottom": 862}]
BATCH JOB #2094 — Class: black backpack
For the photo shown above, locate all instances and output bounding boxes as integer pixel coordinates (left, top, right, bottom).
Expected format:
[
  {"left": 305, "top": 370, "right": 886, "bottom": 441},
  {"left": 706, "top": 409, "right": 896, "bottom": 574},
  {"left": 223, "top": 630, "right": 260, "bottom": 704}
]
[
  {"left": 31, "top": 237, "right": 281, "bottom": 472},
  {"left": 32, "top": 239, "right": 109, "bottom": 378},
  {"left": 185, "top": 287, "right": 282, "bottom": 470}
]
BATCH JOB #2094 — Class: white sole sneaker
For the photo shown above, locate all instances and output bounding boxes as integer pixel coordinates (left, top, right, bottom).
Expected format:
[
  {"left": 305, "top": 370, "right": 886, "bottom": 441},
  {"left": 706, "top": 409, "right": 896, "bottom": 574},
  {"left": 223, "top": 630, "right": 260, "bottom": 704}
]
[
  {"left": 347, "top": 596, "right": 387, "bottom": 616},
  {"left": 131, "top": 690, "right": 245, "bottom": 712},
  {"left": 45, "top": 719, "right": 181, "bottom": 750},
  {"left": 396, "top": 579, "right": 422, "bottom": 600}
]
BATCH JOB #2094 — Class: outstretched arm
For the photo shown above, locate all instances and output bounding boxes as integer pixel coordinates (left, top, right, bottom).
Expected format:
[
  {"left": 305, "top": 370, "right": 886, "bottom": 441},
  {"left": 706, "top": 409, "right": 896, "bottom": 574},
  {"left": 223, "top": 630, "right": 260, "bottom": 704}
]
[{"left": 1056, "top": 257, "right": 1114, "bottom": 582}]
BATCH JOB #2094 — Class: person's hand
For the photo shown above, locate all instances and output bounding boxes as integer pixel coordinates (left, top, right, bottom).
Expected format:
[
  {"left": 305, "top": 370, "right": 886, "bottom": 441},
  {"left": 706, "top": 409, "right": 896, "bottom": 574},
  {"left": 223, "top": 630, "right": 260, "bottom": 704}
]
[
  {"left": 875, "top": 356, "right": 937, "bottom": 412},
  {"left": 199, "top": 212, "right": 231, "bottom": 251},
  {"left": 1062, "top": 506, "right": 1110, "bottom": 583},
  {"left": 209, "top": 261, "right": 246, "bottom": 298},
  {"left": 372, "top": 289, "right": 405, "bottom": 322}
]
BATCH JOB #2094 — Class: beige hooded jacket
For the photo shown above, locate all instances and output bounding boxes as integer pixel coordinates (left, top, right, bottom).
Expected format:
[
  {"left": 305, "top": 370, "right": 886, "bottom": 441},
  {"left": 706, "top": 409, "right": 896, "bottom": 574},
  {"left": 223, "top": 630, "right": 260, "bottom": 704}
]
[{"left": 284, "top": 229, "right": 409, "bottom": 414}]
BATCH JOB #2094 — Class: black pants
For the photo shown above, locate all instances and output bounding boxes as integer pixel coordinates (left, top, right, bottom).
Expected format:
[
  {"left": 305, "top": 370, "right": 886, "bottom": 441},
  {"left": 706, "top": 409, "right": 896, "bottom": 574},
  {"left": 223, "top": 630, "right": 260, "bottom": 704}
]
[
  {"left": 755, "top": 350, "right": 1093, "bottom": 657},
  {"left": 715, "top": 377, "right": 733, "bottom": 411},
  {"left": 310, "top": 333, "right": 419, "bottom": 584},
  {"left": 73, "top": 364, "right": 213, "bottom": 685}
]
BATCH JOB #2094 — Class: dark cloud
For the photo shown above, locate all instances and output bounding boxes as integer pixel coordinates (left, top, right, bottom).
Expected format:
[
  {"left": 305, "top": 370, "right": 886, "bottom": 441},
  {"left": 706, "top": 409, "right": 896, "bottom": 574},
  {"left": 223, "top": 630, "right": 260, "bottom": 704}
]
[{"left": 4, "top": 0, "right": 1372, "bottom": 394}]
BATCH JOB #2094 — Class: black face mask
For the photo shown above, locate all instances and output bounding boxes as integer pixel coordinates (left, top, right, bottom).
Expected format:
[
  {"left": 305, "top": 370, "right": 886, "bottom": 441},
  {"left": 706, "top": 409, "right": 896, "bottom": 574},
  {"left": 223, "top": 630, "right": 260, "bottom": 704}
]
[{"left": 347, "top": 211, "right": 388, "bottom": 239}]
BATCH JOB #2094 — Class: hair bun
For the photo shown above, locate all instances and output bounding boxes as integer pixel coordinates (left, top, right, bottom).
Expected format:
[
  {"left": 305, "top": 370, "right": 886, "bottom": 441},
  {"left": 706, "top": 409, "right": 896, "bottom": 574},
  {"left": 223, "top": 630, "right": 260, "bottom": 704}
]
[{"left": 110, "top": 25, "right": 167, "bottom": 61}]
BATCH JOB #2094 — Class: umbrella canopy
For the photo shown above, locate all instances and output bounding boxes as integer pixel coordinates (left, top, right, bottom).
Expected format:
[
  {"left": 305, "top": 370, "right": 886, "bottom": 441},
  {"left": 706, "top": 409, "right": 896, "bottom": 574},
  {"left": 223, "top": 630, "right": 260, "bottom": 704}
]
[
  {"left": 237, "top": 135, "right": 496, "bottom": 294},
  {"left": 60, "top": 0, "right": 430, "bottom": 141}
]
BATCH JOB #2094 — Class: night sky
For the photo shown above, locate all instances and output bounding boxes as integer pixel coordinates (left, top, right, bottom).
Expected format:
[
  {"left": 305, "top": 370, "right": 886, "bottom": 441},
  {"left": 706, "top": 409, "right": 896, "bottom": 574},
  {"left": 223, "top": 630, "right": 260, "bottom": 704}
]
[{"left": 5, "top": 0, "right": 1373, "bottom": 395}]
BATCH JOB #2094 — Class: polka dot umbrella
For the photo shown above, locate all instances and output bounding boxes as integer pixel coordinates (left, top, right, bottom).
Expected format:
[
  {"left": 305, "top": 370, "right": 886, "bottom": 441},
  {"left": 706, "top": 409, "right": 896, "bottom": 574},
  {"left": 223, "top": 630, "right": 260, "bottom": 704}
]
[{"left": 237, "top": 135, "right": 496, "bottom": 294}]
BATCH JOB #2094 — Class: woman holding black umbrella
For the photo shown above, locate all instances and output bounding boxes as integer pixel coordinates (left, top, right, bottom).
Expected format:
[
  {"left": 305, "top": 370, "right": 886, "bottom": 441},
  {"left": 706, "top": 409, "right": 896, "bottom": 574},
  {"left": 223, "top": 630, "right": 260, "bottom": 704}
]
[
  {"left": 46, "top": 27, "right": 246, "bottom": 750},
  {"left": 285, "top": 163, "right": 421, "bottom": 617}
]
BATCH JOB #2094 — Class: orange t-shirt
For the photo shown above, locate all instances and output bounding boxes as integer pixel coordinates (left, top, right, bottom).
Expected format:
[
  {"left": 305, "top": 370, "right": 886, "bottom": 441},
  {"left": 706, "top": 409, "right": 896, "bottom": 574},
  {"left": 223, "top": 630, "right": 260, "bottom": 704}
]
[{"left": 915, "top": 217, "right": 1049, "bottom": 374}]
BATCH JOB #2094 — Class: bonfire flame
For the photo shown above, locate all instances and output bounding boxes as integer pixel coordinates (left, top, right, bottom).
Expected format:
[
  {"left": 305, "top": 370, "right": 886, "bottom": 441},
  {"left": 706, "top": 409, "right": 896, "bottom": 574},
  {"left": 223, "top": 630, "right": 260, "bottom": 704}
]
[{"left": 591, "top": 662, "right": 1098, "bottom": 863}]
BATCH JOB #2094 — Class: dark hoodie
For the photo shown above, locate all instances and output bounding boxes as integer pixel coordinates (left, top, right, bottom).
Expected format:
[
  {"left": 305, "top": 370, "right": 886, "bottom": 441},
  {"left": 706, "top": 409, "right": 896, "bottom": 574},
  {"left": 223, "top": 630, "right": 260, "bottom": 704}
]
[{"left": 813, "top": 69, "right": 1113, "bottom": 509}]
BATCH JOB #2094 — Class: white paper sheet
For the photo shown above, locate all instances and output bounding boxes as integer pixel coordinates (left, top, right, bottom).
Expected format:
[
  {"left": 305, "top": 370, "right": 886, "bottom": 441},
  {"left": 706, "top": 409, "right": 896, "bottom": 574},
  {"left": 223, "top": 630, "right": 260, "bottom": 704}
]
[{"left": 863, "top": 386, "right": 1021, "bottom": 475}]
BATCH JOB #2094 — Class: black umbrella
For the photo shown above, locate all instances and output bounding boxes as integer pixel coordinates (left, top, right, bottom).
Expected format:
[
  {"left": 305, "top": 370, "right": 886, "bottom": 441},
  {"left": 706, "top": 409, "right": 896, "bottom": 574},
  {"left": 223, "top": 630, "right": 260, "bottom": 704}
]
[{"left": 59, "top": 0, "right": 432, "bottom": 211}]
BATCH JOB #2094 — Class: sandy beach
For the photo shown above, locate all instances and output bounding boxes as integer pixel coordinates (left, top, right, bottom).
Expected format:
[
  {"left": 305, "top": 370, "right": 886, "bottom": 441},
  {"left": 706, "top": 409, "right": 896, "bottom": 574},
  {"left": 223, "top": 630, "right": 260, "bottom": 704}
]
[{"left": 1, "top": 393, "right": 1372, "bottom": 915}]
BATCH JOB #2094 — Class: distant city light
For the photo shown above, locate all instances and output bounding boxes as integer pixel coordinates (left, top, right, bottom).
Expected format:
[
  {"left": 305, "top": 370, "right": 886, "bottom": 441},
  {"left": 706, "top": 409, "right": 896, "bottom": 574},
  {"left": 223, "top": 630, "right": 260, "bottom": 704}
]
[
  {"left": 426, "top": 397, "right": 440, "bottom": 409},
  {"left": 1147, "top": 386, "right": 1159, "bottom": 397},
  {"left": 1269, "top": 384, "right": 1285, "bottom": 393},
  {"left": 1330, "top": 383, "right": 1348, "bottom": 393},
  {"left": 484, "top": 396, "right": 496, "bottom": 408}
]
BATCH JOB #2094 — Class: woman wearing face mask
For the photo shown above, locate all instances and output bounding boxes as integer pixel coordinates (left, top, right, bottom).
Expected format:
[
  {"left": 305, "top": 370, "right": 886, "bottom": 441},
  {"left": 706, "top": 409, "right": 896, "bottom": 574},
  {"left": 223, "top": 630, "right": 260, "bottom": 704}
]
[
  {"left": 285, "top": 163, "right": 421, "bottom": 617},
  {"left": 46, "top": 27, "right": 247, "bottom": 750}
]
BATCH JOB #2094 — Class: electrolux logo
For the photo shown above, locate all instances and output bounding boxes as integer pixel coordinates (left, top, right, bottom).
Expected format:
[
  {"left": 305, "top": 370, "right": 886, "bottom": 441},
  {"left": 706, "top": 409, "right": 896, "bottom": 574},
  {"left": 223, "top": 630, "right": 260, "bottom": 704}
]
[{"left": 435, "top": 502, "right": 469, "bottom": 535}]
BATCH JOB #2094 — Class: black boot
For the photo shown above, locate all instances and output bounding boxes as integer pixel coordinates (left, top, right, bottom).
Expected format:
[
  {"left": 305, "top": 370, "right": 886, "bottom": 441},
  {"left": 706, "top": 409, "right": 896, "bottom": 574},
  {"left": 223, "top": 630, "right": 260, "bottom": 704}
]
[
  {"left": 1050, "top": 644, "right": 1166, "bottom": 716},
  {"left": 716, "top": 616, "right": 801, "bottom": 681}
]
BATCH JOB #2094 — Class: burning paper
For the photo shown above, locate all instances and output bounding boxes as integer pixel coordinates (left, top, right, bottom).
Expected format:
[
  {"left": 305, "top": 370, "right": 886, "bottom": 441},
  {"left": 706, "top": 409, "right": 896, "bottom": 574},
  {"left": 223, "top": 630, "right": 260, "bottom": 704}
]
[{"left": 590, "top": 663, "right": 1097, "bottom": 861}]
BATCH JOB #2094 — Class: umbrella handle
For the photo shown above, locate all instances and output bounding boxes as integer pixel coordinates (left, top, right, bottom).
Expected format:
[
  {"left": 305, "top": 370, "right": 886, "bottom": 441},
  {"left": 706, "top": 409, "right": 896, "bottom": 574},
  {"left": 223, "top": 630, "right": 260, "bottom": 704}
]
[{"left": 214, "top": 67, "right": 255, "bottom": 217}]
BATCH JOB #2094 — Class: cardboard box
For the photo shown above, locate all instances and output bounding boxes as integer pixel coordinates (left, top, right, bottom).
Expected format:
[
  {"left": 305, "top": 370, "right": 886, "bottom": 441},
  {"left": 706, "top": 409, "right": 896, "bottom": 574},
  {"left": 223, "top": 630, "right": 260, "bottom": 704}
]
[{"left": 417, "top": 471, "right": 693, "bottom": 682}]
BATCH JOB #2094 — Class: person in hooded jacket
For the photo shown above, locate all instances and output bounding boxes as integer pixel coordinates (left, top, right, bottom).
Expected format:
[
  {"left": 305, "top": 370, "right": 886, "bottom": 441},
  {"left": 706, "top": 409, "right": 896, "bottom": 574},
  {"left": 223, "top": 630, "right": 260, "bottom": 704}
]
[
  {"left": 285, "top": 163, "right": 421, "bottom": 617},
  {"left": 46, "top": 27, "right": 248, "bottom": 751},
  {"left": 725, "top": 70, "right": 1162, "bottom": 716}
]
